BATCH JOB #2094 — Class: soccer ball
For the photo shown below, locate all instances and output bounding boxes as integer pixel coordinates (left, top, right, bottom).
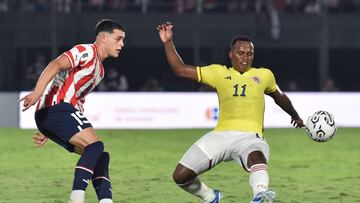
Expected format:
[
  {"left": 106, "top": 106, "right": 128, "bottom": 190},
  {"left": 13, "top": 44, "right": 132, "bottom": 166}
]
[{"left": 305, "top": 110, "right": 337, "bottom": 142}]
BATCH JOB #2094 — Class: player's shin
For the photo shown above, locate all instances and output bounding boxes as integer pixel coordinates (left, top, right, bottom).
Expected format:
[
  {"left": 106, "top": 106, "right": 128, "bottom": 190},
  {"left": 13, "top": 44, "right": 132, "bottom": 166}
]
[
  {"left": 70, "top": 141, "right": 104, "bottom": 202},
  {"left": 92, "top": 152, "right": 113, "bottom": 202},
  {"left": 249, "top": 164, "right": 269, "bottom": 196},
  {"left": 177, "top": 176, "right": 215, "bottom": 202}
]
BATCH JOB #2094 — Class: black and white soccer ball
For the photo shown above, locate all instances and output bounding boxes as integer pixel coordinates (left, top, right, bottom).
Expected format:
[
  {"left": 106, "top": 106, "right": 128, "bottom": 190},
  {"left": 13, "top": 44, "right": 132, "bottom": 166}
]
[{"left": 305, "top": 110, "right": 337, "bottom": 142}]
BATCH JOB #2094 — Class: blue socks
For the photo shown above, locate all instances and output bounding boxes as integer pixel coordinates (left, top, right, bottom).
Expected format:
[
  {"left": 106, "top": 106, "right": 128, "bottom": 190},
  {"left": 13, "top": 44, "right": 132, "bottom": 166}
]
[
  {"left": 72, "top": 141, "right": 104, "bottom": 191},
  {"left": 92, "top": 152, "right": 112, "bottom": 200},
  {"left": 71, "top": 142, "right": 113, "bottom": 201}
]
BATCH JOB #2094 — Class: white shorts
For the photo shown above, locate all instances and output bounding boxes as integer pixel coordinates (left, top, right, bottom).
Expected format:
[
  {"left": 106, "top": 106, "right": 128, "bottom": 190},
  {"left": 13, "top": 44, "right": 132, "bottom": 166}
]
[{"left": 179, "top": 130, "right": 270, "bottom": 174}]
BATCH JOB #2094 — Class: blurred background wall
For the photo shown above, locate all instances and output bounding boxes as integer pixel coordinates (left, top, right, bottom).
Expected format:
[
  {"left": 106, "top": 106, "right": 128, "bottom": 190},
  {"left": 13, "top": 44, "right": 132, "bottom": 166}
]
[{"left": 0, "top": 0, "right": 359, "bottom": 93}]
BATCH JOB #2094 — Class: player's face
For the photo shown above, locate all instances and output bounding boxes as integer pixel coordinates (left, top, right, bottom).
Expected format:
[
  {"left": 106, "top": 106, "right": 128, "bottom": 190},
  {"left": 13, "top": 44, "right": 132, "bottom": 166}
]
[
  {"left": 105, "top": 29, "right": 125, "bottom": 58},
  {"left": 229, "top": 41, "right": 254, "bottom": 73}
]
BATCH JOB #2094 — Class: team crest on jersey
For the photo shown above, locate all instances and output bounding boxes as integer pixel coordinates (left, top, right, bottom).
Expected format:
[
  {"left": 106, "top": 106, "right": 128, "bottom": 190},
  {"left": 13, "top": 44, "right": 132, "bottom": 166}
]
[{"left": 251, "top": 76, "right": 261, "bottom": 84}]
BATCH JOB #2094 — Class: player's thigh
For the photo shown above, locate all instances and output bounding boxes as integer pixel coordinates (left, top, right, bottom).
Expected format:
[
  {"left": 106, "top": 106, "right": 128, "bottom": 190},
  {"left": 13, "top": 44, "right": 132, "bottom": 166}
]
[
  {"left": 231, "top": 134, "right": 270, "bottom": 172},
  {"left": 35, "top": 102, "right": 94, "bottom": 152},
  {"left": 179, "top": 131, "right": 229, "bottom": 175},
  {"left": 69, "top": 127, "right": 99, "bottom": 148}
]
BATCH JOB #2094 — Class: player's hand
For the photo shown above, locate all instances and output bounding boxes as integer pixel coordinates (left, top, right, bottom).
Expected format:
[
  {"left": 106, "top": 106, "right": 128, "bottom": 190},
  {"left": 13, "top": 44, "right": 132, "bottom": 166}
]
[
  {"left": 291, "top": 117, "right": 305, "bottom": 128},
  {"left": 32, "top": 131, "right": 48, "bottom": 148},
  {"left": 157, "top": 22, "right": 173, "bottom": 43},
  {"left": 18, "top": 91, "right": 41, "bottom": 112}
]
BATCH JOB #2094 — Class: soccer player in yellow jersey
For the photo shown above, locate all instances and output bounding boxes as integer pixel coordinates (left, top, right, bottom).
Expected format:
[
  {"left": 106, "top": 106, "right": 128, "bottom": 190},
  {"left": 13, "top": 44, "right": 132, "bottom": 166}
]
[{"left": 158, "top": 22, "right": 304, "bottom": 203}]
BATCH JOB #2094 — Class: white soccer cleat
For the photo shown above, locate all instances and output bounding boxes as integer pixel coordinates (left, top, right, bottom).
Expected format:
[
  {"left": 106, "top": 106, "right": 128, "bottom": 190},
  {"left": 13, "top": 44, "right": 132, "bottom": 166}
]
[
  {"left": 250, "top": 190, "right": 276, "bottom": 203},
  {"left": 207, "top": 190, "right": 223, "bottom": 203}
]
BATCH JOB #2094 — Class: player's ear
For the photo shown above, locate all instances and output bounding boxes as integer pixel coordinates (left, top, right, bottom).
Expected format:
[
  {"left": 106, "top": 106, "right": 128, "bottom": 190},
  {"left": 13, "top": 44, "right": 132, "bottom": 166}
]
[
  {"left": 97, "top": 32, "right": 107, "bottom": 43},
  {"left": 228, "top": 49, "right": 232, "bottom": 59},
  {"left": 103, "top": 32, "right": 109, "bottom": 43}
]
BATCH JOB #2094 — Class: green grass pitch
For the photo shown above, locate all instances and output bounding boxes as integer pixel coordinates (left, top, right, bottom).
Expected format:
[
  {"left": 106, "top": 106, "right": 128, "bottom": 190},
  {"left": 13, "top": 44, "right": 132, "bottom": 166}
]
[{"left": 0, "top": 128, "right": 359, "bottom": 203}]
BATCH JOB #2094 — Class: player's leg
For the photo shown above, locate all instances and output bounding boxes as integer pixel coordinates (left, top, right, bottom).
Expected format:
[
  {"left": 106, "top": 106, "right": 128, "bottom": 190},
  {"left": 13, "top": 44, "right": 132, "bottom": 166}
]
[
  {"left": 247, "top": 151, "right": 269, "bottom": 195},
  {"left": 68, "top": 127, "right": 104, "bottom": 203},
  {"left": 92, "top": 152, "right": 113, "bottom": 203},
  {"left": 173, "top": 164, "right": 222, "bottom": 203},
  {"left": 173, "top": 131, "right": 227, "bottom": 203},
  {"left": 248, "top": 151, "right": 276, "bottom": 203},
  {"left": 73, "top": 146, "right": 84, "bottom": 155},
  {"left": 35, "top": 103, "right": 105, "bottom": 203},
  {"left": 71, "top": 131, "right": 112, "bottom": 202},
  {"left": 232, "top": 133, "right": 275, "bottom": 203}
]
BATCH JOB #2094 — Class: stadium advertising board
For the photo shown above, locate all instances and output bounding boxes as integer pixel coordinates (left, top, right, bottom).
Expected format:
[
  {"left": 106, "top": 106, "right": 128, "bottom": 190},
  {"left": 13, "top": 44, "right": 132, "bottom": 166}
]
[{"left": 19, "top": 92, "right": 360, "bottom": 129}]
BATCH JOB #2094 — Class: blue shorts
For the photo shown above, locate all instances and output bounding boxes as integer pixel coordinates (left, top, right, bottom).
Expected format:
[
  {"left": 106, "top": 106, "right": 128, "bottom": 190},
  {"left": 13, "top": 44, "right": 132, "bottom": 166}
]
[{"left": 35, "top": 102, "right": 93, "bottom": 152}]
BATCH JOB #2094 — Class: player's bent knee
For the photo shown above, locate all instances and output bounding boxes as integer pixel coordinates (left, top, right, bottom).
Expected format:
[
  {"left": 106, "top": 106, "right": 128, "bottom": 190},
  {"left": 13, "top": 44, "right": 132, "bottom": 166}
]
[
  {"left": 247, "top": 151, "right": 267, "bottom": 168},
  {"left": 74, "top": 146, "right": 85, "bottom": 155},
  {"left": 172, "top": 164, "right": 197, "bottom": 185},
  {"left": 172, "top": 170, "right": 182, "bottom": 184},
  {"left": 70, "top": 127, "right": 100, "bottom": 148}
]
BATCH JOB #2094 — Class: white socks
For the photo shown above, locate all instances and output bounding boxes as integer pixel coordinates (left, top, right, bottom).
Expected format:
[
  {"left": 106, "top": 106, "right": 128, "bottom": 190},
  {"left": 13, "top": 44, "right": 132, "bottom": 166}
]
[
  {"left": 249, "top": 164, "right": 269, "bottom": 196},
  {"left": 99, "top": 198, "right": 113, "bottom": 203},
  {"left": 68, "top": 190, "right": 113, "bottom": 203},
  {"left": 69, "top": 190, "right": 85, "bottom": 203},
  {"left": 178, "top": 177, "right": 215, "bottom": 202}
]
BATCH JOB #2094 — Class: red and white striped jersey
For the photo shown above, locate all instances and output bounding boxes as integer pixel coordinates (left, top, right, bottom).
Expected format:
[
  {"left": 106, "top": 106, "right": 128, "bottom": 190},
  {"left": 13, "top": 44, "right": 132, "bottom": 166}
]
[{"left": 36, "top": 44, "right": 104, "bottom": 112}]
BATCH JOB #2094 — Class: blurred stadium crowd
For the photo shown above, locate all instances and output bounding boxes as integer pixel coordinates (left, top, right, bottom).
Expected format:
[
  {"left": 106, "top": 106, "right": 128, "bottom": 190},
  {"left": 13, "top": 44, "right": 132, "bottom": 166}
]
[
  {"left": 0, "top": 0, "right": 359, "bottom": 92},
  {"left": 0, "top": 0, "right": 359, "bottom": 14}
]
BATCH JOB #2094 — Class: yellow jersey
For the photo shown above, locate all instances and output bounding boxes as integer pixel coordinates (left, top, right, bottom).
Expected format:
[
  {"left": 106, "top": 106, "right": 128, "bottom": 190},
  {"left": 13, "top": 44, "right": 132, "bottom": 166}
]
[{"left": 197, "top": 64, "right": 277, "bottom": 136}]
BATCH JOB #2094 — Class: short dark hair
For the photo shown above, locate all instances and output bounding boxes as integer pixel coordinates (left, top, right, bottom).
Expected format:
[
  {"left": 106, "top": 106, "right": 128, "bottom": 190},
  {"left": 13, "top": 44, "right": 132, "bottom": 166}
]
[
  {"left": 230, "top": 35, "right": 253, "bottom": 49},
  {"left": 94, "top": 19, "right": 125, "bottom": 37}
]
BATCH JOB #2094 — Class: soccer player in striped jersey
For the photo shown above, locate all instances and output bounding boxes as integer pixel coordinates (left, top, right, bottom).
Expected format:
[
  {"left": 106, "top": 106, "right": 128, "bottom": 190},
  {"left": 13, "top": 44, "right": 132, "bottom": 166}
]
[
  {"left": 158, "top": 22, "right": 304, "bottom": 203},
  {"left": 20, "top": 19, "right": 125, "bottom": 203}
]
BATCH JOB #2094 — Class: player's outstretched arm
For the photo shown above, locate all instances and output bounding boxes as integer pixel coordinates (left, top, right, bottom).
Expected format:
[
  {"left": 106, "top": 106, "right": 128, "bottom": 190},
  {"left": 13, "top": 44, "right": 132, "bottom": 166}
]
[
  {"left": 19, "top": 55, "right": 71, "bottom": 111},
  {"left": 267, "top": 88, "right": 304, "bottom": 128},
  {"left": 157, "top": 22, "right": 198, "bottom": 81}
]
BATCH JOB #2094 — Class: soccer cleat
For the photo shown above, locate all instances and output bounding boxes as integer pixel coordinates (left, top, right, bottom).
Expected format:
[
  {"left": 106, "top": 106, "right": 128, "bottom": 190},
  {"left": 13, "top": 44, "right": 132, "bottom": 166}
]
[
  {"left": 250, "top": 190, "right": 276, "bottom": 203},
  {"left": 208, "top": 190, "right": 223, "bottom": 203}
]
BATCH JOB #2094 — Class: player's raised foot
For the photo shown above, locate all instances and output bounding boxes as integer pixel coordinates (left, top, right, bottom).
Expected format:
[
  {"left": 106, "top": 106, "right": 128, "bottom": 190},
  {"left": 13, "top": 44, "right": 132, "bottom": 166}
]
[
  {"left": 250, "top": 190, "right": 276, "bottom": 203},
  {"left": 207, "top": 190, "right": 223, "bottom": 203}
]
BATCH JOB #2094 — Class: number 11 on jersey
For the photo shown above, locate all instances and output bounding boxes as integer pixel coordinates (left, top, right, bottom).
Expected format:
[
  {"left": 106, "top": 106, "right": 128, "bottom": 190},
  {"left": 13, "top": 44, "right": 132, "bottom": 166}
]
[{"left": 233, "top": 84, "right": 247, "bottom": 97}]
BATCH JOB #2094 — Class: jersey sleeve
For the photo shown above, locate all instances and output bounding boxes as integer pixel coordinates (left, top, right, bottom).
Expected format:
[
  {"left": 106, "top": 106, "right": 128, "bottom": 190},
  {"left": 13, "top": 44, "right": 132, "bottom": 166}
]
[
  {"left": 63, "top": 44, "right": 95, "bottom": 69},
  {"left": 197, "top": 64, "right": 225, "bottom": 89},
  {"left": 263, "top": 68, "right": 277, "bottom": 94}
]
